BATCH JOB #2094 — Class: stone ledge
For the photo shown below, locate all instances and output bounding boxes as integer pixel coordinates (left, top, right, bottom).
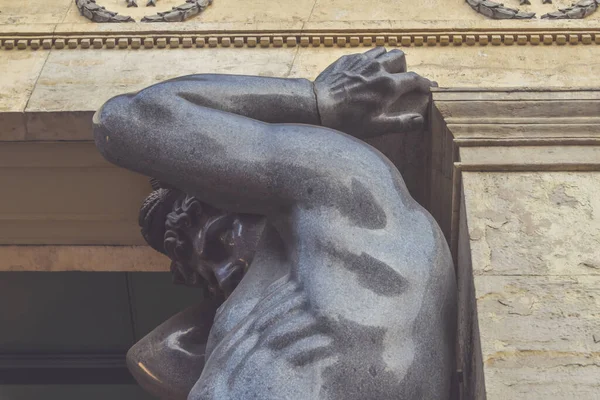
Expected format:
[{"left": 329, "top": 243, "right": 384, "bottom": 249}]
[
  {"left": 4, "top": 31, "right": 600, "bottom": 50},
  {"left": 0, "top": 245, "right": 169, "bottom": 271}
]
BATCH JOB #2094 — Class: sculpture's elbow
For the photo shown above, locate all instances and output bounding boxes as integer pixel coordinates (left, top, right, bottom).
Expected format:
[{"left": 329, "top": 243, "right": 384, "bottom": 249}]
[
  {"left": 92, "top": 93, "right": 137, "bottom": 167},
  {"left": 92, "top": 101, "right": 112, "bottom": 160}
]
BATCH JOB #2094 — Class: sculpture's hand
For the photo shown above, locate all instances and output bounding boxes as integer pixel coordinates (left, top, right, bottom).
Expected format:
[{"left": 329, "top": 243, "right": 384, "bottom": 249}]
[{"left": 314, "top": 47, "right": 436, "bottom": 138}]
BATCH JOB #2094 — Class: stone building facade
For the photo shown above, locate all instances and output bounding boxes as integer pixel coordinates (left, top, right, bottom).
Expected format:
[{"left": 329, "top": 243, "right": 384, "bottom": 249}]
[{"left": 1, "top": 0, "right": 599, "bottom": 398}]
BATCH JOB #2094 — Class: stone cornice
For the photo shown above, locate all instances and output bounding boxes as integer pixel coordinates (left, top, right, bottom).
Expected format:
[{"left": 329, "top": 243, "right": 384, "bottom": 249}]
[{"left": 4, "top": 25, "right": 600, "bottom": 49}]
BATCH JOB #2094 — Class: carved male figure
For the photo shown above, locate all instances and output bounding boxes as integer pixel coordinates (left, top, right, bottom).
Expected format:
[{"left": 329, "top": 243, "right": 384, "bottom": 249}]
[{"left": 93, "top": 48, "right": 457, "bottom": 399}]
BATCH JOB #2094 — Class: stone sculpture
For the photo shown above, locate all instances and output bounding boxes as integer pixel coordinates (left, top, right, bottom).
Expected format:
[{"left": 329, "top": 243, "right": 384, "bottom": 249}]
[{"left": 93, "top": 48, "right": 457, "bottom": 399}]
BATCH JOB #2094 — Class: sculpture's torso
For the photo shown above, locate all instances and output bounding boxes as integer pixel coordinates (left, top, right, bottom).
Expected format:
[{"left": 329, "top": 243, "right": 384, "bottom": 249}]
[{"left": 193, "top": 162, "right": 456, "bottom": 400}]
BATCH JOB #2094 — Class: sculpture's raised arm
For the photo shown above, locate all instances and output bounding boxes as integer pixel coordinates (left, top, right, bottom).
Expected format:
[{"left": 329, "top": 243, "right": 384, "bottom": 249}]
[
  {"left": 124, "top": 73, "right": 322, "bottom": 125},
  {"left": 93, "top": 47, "right": 434, "bottom": 215},
  {"left": 93, "top": 86, "right": 360, "bottom": 217}
]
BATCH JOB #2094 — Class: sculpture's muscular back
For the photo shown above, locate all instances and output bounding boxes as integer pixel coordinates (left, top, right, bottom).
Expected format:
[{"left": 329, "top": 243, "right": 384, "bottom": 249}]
[{"left": 191, "top": 136, "right": 456, "bottom": 400}]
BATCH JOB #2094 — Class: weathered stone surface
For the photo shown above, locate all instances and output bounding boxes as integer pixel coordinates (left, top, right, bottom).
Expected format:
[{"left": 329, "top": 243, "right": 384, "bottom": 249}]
[
  {"left": 462, "top": 172, "right": 600, "bottom": 399},
  {"left": 26, "top": 47, "right": 298, "bottom": 114},
  {"left": 460, "top": 146, "right": 600, "bottom": 167},
  {"left": 2, "top": 0, "right": 600, "bottom": 28},
  {"left": 288, "top": 45, "right": 600, "bottom": 87},
  {"left": 0, "top": 50, "right": 49, "bottom": 139},
  {"left": 0, "top": 0, "right": 72, "bottom": 24},
  {"left": 464, "top": 172, "right": 600, "bottom": 277},
  {"left": 475, "top": 275, "right": 600, "bottom": 398}
]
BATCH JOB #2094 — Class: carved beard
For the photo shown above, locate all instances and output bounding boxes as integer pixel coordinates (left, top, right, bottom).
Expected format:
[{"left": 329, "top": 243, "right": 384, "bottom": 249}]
[{"left": 139, "top": 180, "right": 265, "bottom": 298}]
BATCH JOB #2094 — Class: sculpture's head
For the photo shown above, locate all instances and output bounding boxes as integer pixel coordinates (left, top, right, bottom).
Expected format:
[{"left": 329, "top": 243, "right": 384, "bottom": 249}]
[{"left": 139, "top": 179, "right": 265, "bottom": 298}]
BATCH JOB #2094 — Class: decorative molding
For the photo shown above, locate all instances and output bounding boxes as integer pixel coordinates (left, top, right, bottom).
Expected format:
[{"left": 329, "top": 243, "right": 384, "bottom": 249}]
[
  {"left": 428, "top": 88, "right": 600, "bottom": 259},
  {"left": 75, "top": 0, "right": 213, "bottom": 23},
  {"left": 432, "top": 89, "right": 600, "bottom": 400},
  {"left": 2, "top": 31, "right": 600, "bottom": 50},
  {"left": 466, "top": 0, "right": 600, "bottom": 19},
  {"left": 74, "top": 0, "right": 600, "bottom": 23}
]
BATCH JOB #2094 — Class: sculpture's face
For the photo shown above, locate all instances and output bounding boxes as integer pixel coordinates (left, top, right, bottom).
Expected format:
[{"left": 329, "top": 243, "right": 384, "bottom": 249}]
[{"left": 165, "top": 198, "right": 265, "bottom": 297}]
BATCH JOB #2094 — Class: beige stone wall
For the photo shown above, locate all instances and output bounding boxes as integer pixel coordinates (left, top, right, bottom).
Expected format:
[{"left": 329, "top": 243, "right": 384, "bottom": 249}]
[
  {"left": 2, "top": 34, "right": 600, "bottom": 258},
  {"left": 463, "top": 171, "right": 600, "bottom": 399}
]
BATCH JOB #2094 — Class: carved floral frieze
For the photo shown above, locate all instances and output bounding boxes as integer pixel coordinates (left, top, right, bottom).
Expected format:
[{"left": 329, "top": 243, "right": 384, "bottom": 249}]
[{"left": 75, "top": 0, "right": 213, "bottom": 23}]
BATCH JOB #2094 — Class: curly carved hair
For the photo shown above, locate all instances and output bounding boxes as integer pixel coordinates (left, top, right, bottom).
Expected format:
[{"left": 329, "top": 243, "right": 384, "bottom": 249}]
[
  {"left": 139, "top": 179, "right": 206, "bottom": 283},
  {"left": 139, "top": 186, "right": 180, "bottom": 255},
  {"left": 163, "top": 195, "right": 203, "bottom": 262}
]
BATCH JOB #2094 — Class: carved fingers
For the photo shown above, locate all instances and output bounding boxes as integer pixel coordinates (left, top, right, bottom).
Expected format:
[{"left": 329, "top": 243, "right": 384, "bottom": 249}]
[
  {"left": 363, "top": 46, "right": 387, "bottom": 59},
  {"left": 350, "top": 49, "right": 432, "bottom": 98},
  {"left": 351, "top": 49, "right": 408, "bottom": 77},
  {"left": 207, "top": 278, "right": 303, "bottom": 360},
  {"left": 314, "top": 48, "right": 435, "bottom": 137},
  {"left": 390, "top": 71, "right": 436, "bottom": 95},
  {"left": 372, "top": 113, "right": 425, "bottom": 134},
  {"left": 346, "top": 48, "right": 406, "bottom": 75},
  {"left": 212, "top": 276, "right": 334, "bottom": 382},
  {"left": 375, "top": 49, "right": 407, "bottom": 74}
]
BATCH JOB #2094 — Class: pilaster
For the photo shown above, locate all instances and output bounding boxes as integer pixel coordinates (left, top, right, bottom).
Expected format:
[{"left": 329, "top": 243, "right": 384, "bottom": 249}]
[{"left": 431, "top": 88, "right": 600, "bottom": 399}]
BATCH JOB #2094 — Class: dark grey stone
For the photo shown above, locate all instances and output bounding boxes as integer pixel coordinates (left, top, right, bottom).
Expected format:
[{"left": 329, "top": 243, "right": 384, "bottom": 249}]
[
  {"left": 127, "top": 302, "right": 219, "bottom": 399},
  {"left": 93, "top": 48, "right": 457, "bottom": 400}
]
